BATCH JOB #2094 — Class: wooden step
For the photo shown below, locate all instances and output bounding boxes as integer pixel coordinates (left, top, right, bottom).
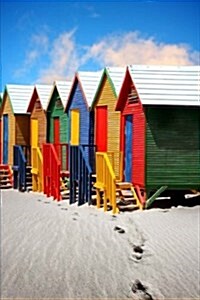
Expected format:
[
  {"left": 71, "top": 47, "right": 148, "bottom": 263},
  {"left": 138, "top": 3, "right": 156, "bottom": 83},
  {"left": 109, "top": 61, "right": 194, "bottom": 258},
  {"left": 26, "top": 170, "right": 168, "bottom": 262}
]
[
  {"left": 117, "top": 198, "right": 136, "bottom": 206},
  {"left": 118, "top": 204, "right": 139, "bottom": 212},
  {"left": 120, "top": 189, "right": 133, "bottom": 197},
  {"left": 116, "top": 182, "right": 133, "bottom": 189}
]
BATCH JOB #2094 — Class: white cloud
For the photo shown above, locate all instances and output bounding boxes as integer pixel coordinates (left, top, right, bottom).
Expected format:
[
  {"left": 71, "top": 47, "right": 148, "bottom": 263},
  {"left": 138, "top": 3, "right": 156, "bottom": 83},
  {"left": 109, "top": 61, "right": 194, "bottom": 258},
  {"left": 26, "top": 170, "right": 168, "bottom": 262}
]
[
  {"left": 37, "top": 29, "right": 79, "bottom": 83},
  {"left": 15, "top": 30, "right": 199, "bottom": 84},
  {"left": 85, "top": 32, "right": 199, "bottom": 67}
]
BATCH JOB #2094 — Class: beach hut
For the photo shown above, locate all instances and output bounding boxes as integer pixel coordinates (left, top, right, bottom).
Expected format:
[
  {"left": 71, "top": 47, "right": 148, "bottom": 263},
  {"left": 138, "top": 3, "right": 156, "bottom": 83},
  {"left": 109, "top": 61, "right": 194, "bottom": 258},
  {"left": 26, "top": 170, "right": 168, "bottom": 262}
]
[
  {"left": 91, "top": 67, "right": 126, "bottom": 179},
  {"left": 116, "top": 65, "right": 200, "bottom": 207},
  {"left": 65, "top": 70, "right": 102, "bottom": 205},
  {"left": 27, "top": 84, "right": 52, "bottom": 192},
  {"left": 47, "top": 81, "right": 71, "bottom": 146},
  {"left": 91, "top": 67, "right": 143, "bottom": 214},
  {"left": 43, "top": 81, "right": 72, "bottom": 200},
  {"left": 0, "top": 85, "right": 34, "bottom": 189},
  {"left": 1, "top": 84, "right": 34, "bottom": 166},
  {"left": 27, "top": 84, "right": 53, "bottom": 149}
]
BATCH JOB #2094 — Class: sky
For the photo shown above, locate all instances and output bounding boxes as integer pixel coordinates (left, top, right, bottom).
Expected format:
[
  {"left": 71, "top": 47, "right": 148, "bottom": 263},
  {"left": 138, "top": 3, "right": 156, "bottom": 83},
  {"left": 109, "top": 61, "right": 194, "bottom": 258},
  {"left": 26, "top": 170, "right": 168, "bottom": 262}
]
[{"left": 0, "top": 0, "right": 200, "bottom": 90}]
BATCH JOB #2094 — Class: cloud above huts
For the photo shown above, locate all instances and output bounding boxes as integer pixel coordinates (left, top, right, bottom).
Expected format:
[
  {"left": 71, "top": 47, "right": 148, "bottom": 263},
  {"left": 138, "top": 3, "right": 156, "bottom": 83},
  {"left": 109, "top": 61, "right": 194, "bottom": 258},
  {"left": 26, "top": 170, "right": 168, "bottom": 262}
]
[{"left": 15, "top": 29, "right": 199, "bottom": 84}]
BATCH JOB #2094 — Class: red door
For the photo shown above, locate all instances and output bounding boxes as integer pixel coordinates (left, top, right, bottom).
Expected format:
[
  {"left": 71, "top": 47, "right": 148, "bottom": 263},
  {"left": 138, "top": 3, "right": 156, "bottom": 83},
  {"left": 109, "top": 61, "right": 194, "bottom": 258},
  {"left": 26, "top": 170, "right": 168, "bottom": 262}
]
[
  {"left": 95, "top": 106, "right": 107, "bottom": 152},
  {"left": 54, "top": 118, "right": 60, "bottom": 158}
]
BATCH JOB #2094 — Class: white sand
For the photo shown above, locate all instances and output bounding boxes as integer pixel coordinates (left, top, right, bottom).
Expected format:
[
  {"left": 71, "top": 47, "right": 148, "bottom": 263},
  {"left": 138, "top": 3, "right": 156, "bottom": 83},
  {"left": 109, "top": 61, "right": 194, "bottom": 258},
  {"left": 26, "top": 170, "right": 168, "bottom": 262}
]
[{"left": 1, "top": 189, "right": 199, "bottom": 299}]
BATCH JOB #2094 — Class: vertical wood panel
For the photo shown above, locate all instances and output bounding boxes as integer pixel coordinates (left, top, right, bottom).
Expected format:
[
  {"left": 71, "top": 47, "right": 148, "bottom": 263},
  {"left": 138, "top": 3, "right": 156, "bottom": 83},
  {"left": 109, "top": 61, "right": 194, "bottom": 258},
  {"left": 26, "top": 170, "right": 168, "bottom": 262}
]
[
  {"left": 2, "top": 94, "right": 15, "bottom": 165},
  {"left": 31, "top": 119, "right": 38, "bottom": 148},
  {"left": 70, "top": 109, "right": 80, "bottom": 145},
  {"left": 95, "top": 106, "right": 107, "bottom": 151},
  {"left": 15, "top": 115, "right": 30, "bottom": 145}
]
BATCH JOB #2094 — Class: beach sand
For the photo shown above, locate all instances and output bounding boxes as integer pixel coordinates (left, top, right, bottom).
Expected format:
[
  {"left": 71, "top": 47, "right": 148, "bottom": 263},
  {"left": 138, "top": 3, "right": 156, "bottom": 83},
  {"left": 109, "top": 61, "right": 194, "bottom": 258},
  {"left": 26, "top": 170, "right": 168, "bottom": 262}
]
[{"left": 1, "top": 189, "right": 199, "bottom": 299}]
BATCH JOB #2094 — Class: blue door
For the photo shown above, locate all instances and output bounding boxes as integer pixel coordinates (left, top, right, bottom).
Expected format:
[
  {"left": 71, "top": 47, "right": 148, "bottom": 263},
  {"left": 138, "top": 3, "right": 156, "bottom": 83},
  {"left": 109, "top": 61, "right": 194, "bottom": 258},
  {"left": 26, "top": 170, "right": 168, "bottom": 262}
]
[
  {"left": 3, "top": 115, "right": 8, "bottom": 164},
  {"left": 124, "top": 115, "right": 133, "bottom": 182}
]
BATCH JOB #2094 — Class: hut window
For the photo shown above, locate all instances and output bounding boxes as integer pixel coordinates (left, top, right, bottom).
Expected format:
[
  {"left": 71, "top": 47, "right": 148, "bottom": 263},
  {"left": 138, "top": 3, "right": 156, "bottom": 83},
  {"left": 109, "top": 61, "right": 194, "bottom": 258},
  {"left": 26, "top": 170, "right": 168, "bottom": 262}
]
[
  {"left": 55, "top": 97, "right": 63, "bottom": 108},
  {"left": 128, "top": 85, "right": 139, "bottom": 104},
  {"left": 35, "top": 99, "right": 42, "bottom": 110}
]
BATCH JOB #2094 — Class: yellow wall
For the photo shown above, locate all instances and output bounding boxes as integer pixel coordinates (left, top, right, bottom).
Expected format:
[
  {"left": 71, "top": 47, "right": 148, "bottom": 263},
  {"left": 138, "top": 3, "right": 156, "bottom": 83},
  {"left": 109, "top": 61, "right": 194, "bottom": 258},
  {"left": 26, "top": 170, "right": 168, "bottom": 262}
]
[
  {"left": 70, "top": 109, "right": 80, "bottom": 145},
  {"left": 31, "top": 104, "right": 46, "bottom": 149},
  {"left": 95, "top": 75, "right": 121, "bottom": 176},
  {"left": 2, "top": 93, "right": 15, "bottom": 165},
  {"left": 95, "top": 76, "right": 121, "bottom": 152}
]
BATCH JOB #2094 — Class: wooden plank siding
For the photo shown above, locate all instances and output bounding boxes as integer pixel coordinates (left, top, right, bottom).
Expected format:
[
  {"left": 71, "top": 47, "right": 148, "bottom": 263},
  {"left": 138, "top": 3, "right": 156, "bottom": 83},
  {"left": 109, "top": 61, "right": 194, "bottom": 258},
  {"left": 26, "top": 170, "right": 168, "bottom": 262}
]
[
  {"left": 68, "top": 83, "right": 90, "bottom": 145},
  {"left": 2, "top": 93, "right": 15, "bottom": 165},
  {"left": 95, "top": 75, "right": 121, "bottom": 176},
  {"left": 31, "top": 105, "right": 47, "bottom": 149},
  {"left": 47, "top": 88, "right": 69, "bottom": 144},
  {"left": 145, "top": 106, "right": 200, "bottom": 192},
  {"left": 15, "top": 115, "right": 30, "bottom": 146}
]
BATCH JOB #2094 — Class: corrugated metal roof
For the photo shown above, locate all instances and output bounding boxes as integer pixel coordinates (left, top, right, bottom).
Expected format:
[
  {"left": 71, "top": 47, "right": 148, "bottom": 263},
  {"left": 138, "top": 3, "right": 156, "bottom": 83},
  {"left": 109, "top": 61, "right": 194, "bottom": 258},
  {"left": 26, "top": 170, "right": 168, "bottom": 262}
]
[
  {"left": 35, "top": 84, "right": 53, "bottom": 110},
  {"left": 77, "top": 70, "right": 103, "bottom": 107},
  {"left": 106, "top": 66, "right": 126, "bottom": 96},
  {"left": 128, "top": 65, "right": 200, "bottom": 106},
  {"left": 54, "top": 81, "right": 72, "bottom": 107},
  {"left": 4, "top": 84, "right": 34, "bottom": 113}
]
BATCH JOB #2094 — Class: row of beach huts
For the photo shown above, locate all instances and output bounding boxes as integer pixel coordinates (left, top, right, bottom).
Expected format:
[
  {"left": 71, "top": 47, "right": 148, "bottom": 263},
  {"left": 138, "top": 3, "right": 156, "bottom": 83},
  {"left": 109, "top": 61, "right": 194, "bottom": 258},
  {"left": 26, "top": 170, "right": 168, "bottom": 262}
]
[{"left": 0, "top": 65, "right": 199, "bottom": 213}]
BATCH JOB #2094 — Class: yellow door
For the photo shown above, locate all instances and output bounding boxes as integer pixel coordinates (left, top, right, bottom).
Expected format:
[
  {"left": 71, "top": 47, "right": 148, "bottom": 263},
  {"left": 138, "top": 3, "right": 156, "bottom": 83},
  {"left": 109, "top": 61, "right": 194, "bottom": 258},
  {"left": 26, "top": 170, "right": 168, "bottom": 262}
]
[
  {"left": 31, "top": 119, "right": 38, "bottom": 147},
  {"left": 70, "top": 109, "right": 80, "bottom": 145}
]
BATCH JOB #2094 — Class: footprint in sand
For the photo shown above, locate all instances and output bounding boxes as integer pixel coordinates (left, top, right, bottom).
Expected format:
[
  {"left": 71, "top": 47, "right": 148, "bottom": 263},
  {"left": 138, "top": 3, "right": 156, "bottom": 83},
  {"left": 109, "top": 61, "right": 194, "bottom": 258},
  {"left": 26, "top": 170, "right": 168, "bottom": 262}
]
[
  {"left": 61, "top": 207, "right": 68, "bottom": 211},
  {"left": 114, "top": 225, "right": 126, "bottom": 234},
  {"left": 44, "top": 201, "right": 50, "bottom": 204},
  {"left": 130, "top": 279, "right": 164, "bottom": 300},
  {"left": 37, "top": 199, "right": 42, "bottom": 202},
  {"left": 72, "top": 217, "right": 77, "bottom": 221},
  {"left": 130, "top": 244, "right": 145, "bottom": 262},
  {"left": 131, "top": 280, "right": 153, "bottom": 300},
  {"left": 73, "top": 212, "right": 79, "bottom": 216}
]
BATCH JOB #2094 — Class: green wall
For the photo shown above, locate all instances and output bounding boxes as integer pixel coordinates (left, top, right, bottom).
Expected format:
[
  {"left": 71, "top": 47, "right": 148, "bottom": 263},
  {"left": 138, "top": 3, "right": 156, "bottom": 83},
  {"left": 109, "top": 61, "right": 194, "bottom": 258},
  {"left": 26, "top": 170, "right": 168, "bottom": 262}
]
[
  {"left": 47, "top": 88, "right": 69, "bottom": 144},
  {"left": 146, "top": 106, "right": 200, "bottom": 192}
]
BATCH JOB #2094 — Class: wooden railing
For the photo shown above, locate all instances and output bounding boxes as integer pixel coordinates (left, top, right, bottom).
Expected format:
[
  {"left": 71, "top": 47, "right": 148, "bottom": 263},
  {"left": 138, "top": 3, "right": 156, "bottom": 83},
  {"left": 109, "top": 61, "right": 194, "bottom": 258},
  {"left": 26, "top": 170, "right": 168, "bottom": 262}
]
[
  {"left": 53, "top": 143, "right": 69, "bottom": 171},
  {"left": 31, "top": 146, "right": 43, "bottom": 192},
  {"left": 70, "top": 145, "right": 95, "bottom": 205},
  {"left": 43, "top": 143, "right": 61, "bottom": 201},
  {"left": 107, "top": 151, "right": 123, "bottom": 181},
  {"left": 95, "top": 152, "right": 117, "bottom": 214},
  {"left": 13, "top": 145, "right": 26, "bottom": 191}
]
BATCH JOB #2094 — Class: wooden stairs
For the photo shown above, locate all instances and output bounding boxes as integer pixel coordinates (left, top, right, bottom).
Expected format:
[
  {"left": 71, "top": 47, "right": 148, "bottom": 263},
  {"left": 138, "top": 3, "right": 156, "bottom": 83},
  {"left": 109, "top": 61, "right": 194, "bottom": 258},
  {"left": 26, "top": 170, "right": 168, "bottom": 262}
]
[
  {"left": 94, "top": 181, "right": 142, "bottom": 213},
  {"left": 0, "top": 165, "right": 13, "bottom": 189},
  {"left": 116, "top": 182, "right": 141, "bottom": 212}
]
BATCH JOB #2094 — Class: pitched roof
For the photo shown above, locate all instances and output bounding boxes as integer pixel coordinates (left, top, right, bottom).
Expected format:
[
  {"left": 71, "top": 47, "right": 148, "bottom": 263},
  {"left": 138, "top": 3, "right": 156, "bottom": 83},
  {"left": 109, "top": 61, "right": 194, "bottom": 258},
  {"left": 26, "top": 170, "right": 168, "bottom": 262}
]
[
  {"left": 34, "top": 84, "right": 53, "bottom": 110},
  {"left": 67, "top": 70, "right": 103, "bottom": 110},
  {"left": 127, "top": 65, "right": 200, "bottom": 106},
  {"left": 92, "top": 66, "right": 126, "bottom": 109},
  {"left": 53, "top": 81, "right": 72, "bottom": 107},
  {"left": 4, "top": 84, "right": 34, "bottom": 113},
  {"left": 105, "top": 66, "right": 126, "bottom": 96}
]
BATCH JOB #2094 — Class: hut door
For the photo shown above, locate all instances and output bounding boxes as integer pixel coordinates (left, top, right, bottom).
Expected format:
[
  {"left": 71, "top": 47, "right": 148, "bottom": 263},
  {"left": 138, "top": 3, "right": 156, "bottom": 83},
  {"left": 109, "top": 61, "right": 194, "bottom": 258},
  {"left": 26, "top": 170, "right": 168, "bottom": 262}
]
[
  {"left": 96, "top": 106, "right": 107, "bottom": 151},
  {"left": 71, "top": 109, "right": 80, "bottom": 145},
  {"left": 3, "top": 114, "right": 8, "bottom": 164},
  {"left": 124, "top": 115, "right": 133, "bottom": 182},
  {"left": 54, "top": 118, "right": 60, "bottom": 144},
  {"left": 31, "top": 119, "right": 38, "bottom": 148},
  {"left": 54, "top": 117, "right": 60, "bottom": 159}
]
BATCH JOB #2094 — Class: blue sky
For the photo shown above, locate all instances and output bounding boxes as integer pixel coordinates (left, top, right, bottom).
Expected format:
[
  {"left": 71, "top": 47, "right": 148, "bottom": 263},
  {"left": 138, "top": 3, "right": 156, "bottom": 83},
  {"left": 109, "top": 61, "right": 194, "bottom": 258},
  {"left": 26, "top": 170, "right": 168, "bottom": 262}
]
[{"left": 0, "top": 0, "right": 200, "bottom": 90}]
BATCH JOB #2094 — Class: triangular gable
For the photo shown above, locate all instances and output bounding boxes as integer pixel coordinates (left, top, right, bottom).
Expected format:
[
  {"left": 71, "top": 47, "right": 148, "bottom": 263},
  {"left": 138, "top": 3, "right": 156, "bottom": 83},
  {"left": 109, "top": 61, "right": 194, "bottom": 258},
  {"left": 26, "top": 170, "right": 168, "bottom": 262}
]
[
  {"left": 27, "top": 84, "right": 52, "bottom": 112},
  {"left": 47, "top": 81, "right": 72, "bottom": 111},
  {"left": 92, "top": 66, "right": 126, "bottom": 109},
  {"left": 116, "top": 66, "right": 141, "bottom": 111},
  {"left": 65, "top": 70, "right": 102, "bottom": 112},
  {"left": 2, "top": 84, "right": 34, "bottom": 114}
]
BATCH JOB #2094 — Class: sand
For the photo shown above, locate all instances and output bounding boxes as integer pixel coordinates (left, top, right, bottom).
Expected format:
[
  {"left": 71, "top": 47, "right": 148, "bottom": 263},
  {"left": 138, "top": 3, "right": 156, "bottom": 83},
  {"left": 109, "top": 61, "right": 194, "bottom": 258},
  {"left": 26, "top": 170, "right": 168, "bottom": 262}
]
[{"left": 1, "top": 189, "right": 199, "bottom": 299}]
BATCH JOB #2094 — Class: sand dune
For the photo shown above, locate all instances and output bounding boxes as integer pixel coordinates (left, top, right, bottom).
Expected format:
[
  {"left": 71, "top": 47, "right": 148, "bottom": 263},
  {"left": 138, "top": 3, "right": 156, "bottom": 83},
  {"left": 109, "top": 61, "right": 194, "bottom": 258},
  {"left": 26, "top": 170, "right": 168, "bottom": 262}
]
[{"left": 1, "top": 189, "right": 199, "bottom": 299}]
